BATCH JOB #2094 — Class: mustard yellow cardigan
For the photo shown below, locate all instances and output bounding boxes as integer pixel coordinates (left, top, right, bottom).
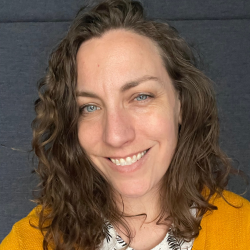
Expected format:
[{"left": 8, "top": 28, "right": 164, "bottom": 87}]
[{"left": 1, "top": 190, "right": 250, "bottom": 250}]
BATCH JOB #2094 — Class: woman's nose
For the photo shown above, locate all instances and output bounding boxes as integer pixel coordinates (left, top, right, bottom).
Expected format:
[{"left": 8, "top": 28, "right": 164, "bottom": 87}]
[{"left": 102, "top": 110, "right": 135, "bottom": 148}]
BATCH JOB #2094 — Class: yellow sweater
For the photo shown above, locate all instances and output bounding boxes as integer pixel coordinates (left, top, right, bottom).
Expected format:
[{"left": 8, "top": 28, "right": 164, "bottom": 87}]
[{"left": 1, "top": 190, "right": 250, "bottom": 250}]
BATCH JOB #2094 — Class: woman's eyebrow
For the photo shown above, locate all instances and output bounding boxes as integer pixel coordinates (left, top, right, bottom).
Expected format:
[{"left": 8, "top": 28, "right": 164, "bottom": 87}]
[
  {"left": 76, "top": 90, "right": 99, "bottom": 99},
  {"left": 76, "top": 75, "right": 161, "bottom": 98},
  {"left": 120, "top": 75, "right": 162, "bottom": 92}
]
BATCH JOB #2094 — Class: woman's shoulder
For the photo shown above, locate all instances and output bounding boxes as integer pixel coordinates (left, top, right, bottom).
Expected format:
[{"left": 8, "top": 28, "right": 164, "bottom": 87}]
[
  {"left": 193, "top": 190, "right": 250, "bottom": 249},
  {"left": 0, "top": 206, "right": 46, "bottom": 250},
  {"left": 211, "top": 189, "right": 250, "bottom": 213},
  {"left": 203, "top": 189, "right": 250, "bottom": 228},
  {"left": 201, "top": 188, "right": 250, "bottom": 211}
]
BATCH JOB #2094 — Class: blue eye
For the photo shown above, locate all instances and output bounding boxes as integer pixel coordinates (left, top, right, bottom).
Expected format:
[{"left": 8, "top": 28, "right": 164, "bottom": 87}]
[
  {"left": 81, "top": 105, "right": 99, "bottom": 113},
  {"left": 135, "top": 94, "right": 149, "bottom": 101}
]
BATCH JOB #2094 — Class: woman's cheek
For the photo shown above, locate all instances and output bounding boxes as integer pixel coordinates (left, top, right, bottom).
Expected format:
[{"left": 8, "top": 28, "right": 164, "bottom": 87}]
[{"left": 78, "top": 119, "right": 102, "bottom": 150}]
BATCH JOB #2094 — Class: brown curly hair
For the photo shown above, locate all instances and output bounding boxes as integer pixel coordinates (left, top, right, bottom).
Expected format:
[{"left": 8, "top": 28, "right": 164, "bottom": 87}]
[{"left": 32, "top": 0, "right": 235, "bottom": 249}]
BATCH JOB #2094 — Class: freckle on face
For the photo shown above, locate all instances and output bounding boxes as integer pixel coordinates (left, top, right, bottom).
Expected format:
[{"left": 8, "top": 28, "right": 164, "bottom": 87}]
[{"left": 76, "top": 29, "right": 181, "bottom": 198}]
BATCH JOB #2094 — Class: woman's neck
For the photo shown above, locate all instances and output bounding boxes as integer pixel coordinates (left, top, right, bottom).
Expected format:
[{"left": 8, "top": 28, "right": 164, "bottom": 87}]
[
  {"left": 115, "top": 184, "right": 164, "bottom": 223},
  {"left": 113, "top": 186, "right": 171, "bottom": 250}
]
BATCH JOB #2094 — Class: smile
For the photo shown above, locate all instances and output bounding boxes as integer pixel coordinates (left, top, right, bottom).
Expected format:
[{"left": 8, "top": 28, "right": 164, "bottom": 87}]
[{"left": 110, "top": 150, "right": 148, "bottom": 166}]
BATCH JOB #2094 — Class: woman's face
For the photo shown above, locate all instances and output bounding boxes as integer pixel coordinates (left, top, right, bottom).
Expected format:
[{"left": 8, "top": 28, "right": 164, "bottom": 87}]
[{"left": 76, "top": 29, "right": 181, "bottom": 199}]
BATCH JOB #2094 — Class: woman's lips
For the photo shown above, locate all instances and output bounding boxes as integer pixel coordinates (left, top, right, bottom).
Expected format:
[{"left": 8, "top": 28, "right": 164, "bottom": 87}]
[
  {"left": 109, "top": 149, "right": 149, "bottom": 166},
  {"left": 106, "top": 148, "right": 151, "bottom": 173}
]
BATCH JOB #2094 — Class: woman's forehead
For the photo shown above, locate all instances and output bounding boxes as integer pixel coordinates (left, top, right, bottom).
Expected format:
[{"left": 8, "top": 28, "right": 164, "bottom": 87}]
[{"left": 76, "top": 29, "right": 167, "bottom": 92}]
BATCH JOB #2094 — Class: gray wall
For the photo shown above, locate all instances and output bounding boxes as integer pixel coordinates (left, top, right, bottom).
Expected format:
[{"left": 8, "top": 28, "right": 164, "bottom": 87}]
[{"left": 0, "top": 0, "right": 249, "bottom": 242}]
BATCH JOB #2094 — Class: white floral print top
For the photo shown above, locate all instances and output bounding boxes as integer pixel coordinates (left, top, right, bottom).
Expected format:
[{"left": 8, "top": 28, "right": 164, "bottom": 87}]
[{"left": 100, "top": 221, "right": 194, "bottom": 250}]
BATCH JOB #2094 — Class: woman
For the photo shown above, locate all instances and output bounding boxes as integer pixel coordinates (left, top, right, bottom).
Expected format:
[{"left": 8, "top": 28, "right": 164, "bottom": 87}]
[{"left": 1, "top": 0, "right": 249, "bottom": 249}]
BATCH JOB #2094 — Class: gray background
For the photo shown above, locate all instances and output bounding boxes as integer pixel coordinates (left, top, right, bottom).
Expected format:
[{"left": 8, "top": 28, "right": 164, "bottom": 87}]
[{"left": 0, "top": 0, "right": 249, "bottom": 242}]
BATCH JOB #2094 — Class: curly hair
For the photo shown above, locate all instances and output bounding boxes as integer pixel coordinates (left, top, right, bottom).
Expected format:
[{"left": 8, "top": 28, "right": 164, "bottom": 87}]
[{"left": 32, "top": 0, "right": 235, "bottom": 249}]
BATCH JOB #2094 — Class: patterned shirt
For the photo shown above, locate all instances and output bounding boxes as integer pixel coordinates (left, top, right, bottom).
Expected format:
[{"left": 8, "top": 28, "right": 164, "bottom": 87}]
[{"left": 100, "top": 221, "right": 194, "bottom": 250}]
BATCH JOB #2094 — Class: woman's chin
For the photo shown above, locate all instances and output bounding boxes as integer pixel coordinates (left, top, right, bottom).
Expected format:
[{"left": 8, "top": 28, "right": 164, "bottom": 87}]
[{"left": 113, "top": 181, "right": 153, "bottom": 199}]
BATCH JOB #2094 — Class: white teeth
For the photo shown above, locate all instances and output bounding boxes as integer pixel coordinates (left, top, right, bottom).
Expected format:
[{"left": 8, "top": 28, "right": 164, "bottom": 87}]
[
  {"left": 110, "top": 150, "right": 147, "bottom": 166},
  {"left": 132, "top": 155, "right": 137, "bottom": 163},
  {"left": 120, "top": 159, "right": 126, "bottom": 166},
  {"left": 137, "top": 153, "right": 142, "bottom": 160},
  {"left": 126, "top": 157, "right": 132, "bottom": 165}
]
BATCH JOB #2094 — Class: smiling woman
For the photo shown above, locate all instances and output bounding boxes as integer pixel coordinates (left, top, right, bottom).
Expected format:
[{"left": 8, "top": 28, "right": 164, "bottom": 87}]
[
  {"left": 76, "top": 30, "right": 181, "bottom": 204},
  {"left": 0, "top": 0, "right": 249, "bottom": 250}
]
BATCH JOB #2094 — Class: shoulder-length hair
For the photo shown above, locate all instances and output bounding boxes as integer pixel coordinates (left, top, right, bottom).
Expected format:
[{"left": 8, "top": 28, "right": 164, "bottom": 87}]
[{"left": 32, "top": 0, "right": 233, "bottom": 249}]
